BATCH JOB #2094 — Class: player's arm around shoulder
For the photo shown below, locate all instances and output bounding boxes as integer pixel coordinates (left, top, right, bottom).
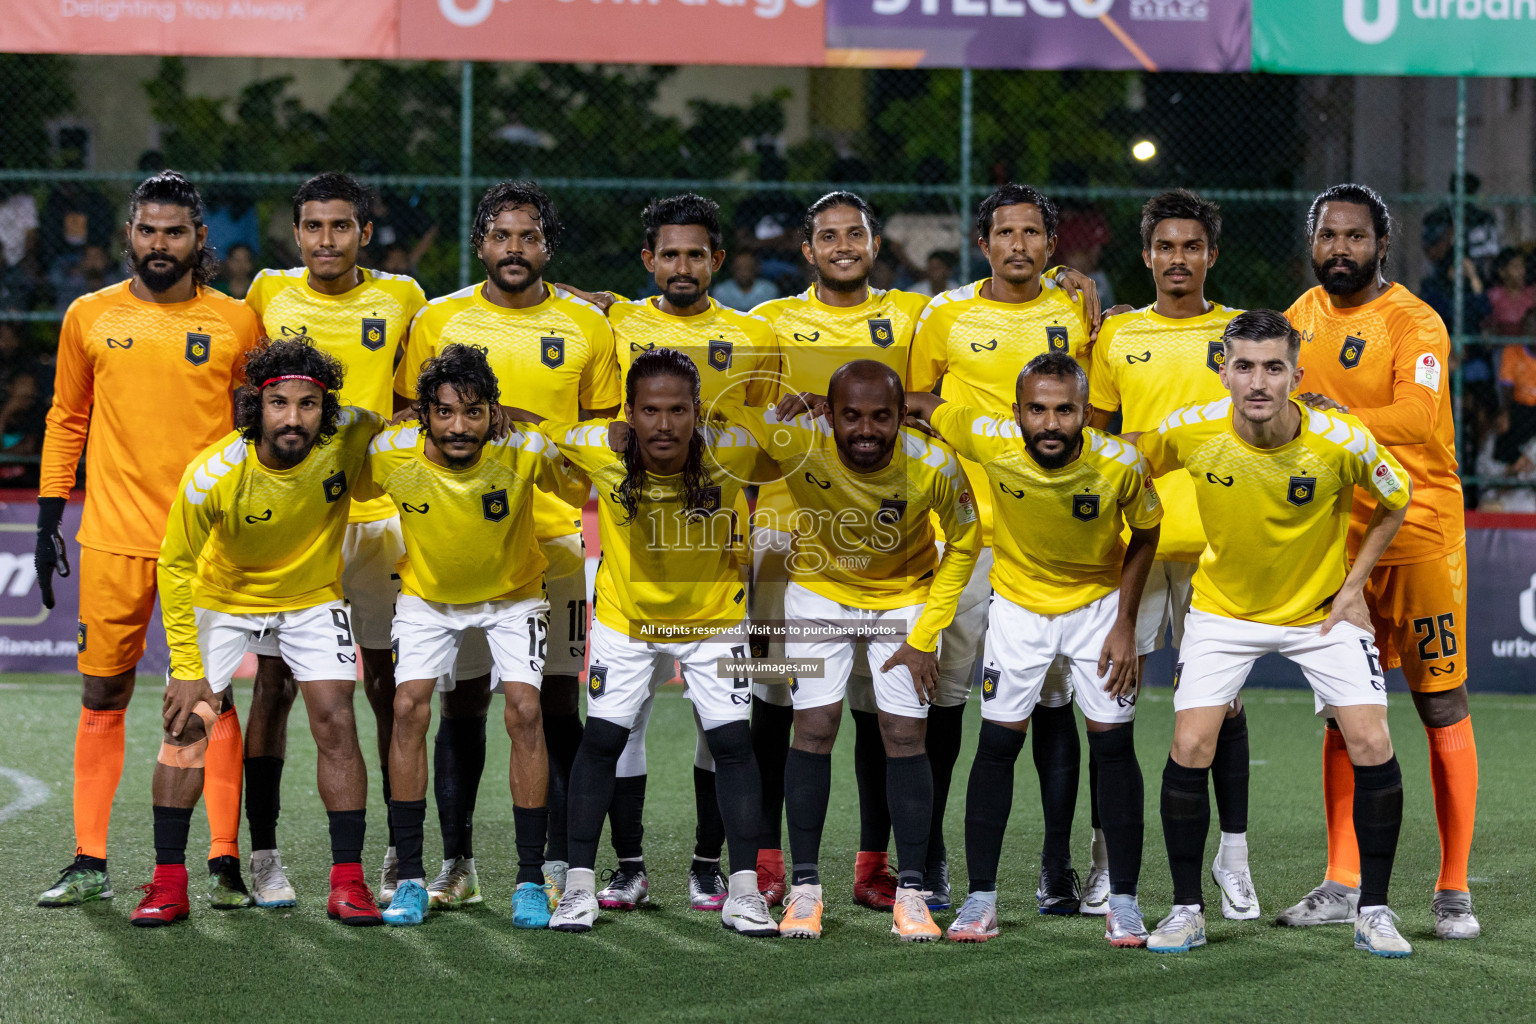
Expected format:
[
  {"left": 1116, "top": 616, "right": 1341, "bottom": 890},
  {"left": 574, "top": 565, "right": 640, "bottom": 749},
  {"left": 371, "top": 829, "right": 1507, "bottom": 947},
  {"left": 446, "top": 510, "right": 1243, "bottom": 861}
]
[
  {"left": 907, "top": 291, "right": 956, "bottom": 391},
  {"left": 509, "top": 422, "right": 592, "bottom": 506},
  {"left": 1087, "top": 313, "right": 1127, "bottom": 426}
]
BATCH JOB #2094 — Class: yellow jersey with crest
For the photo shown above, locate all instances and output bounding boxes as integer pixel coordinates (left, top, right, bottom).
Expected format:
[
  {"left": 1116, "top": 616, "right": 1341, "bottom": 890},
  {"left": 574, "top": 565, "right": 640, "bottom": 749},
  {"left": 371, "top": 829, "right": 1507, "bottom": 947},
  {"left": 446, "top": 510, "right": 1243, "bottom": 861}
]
[
  {"left": 246, "top": 266, "right": 428, "bottom": 524},
  {"left": 1137, "top": 398, "right": 1411, "bottom": 627},
  {"left": 908, "top": 276, "right": 1092, "bottom": 545},
  {"left": 395, "top": 282, "right": 621, "bottom": 542},
  {"left": 355, "top": 424, "right": 590, "bottom": 606},
  {"left": 749, "top": 284, "right": 928, "bottom": 529},
  {"left": 1089, "top": 302, "right": 1241, "bottom": 562},
  {"left": 610, "top": 296, "right": 779, "bottom": 413},
  {"left": 931, "top": 402, "right": 1162, "bottom": 615},
  {"left": 723, "top": 406, "right": 981, "bottom": 652},
  {"left": 158, "top": 408, "right": 385, "bottom": 680},
  {"left": 546, "top": 419, "right": 780, "bottom": 640}
]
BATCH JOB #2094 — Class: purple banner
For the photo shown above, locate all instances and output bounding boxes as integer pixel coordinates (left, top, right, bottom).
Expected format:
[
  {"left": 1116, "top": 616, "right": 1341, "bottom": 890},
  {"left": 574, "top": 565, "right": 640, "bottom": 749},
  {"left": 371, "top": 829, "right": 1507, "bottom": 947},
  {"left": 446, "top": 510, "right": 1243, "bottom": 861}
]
[{"left": 826, "top": 0, "right": 1250, "bottom": 71}]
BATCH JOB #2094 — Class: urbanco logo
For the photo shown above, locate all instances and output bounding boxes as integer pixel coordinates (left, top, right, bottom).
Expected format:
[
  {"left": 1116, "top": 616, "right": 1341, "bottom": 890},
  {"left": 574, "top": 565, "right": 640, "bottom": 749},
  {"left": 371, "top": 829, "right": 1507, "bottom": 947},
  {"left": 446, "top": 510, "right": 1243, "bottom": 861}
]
[
  {"left": 1343, "top": 0, "right": 1398, "bottom": 44},
  {"left": 438, "top": 0, "right": 497, "bottom": 28}
]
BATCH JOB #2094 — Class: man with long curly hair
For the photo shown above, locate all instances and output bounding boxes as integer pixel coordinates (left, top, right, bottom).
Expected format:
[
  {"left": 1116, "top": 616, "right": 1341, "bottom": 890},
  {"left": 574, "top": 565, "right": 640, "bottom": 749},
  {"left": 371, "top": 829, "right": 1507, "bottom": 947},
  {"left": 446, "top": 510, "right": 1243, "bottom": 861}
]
[{"left": 133, "top": 338, "right": 386, "bottom": 927}]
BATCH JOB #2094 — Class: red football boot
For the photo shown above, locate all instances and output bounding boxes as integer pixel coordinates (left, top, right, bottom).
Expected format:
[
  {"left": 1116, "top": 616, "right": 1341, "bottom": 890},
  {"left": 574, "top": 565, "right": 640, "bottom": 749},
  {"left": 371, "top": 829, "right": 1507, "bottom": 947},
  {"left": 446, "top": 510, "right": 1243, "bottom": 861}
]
[
  {"left": 328, "top": 863, "right": 383, "bottom": 926},
  {"left": 130, "top": 864, "right": 190, "bottom": 927},
  {"left": 756, "top": 849, "right": 787, "bottom": 908},
  {"left": 853, "top": 851, "right": 898, "bottom": 911}
]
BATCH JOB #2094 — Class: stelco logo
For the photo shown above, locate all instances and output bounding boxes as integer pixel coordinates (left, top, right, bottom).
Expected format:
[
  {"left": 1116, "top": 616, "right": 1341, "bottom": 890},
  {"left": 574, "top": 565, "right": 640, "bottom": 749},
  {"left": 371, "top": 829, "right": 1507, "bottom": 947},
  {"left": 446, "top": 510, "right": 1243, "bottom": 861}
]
[
  {"left": 1344, "top": 0, "right": 1529, "bottom": 45},
  {"left": 439, "top": 0, "right": 818, "bottom": 27}
]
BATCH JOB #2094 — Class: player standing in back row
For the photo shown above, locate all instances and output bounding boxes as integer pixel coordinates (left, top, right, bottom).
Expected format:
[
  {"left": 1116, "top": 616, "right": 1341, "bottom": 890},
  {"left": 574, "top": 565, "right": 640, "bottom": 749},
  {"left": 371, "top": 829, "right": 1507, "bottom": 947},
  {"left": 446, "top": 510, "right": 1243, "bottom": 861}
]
[{"left": 1281, "top": 184, "right": 1480, "bottom": 940}]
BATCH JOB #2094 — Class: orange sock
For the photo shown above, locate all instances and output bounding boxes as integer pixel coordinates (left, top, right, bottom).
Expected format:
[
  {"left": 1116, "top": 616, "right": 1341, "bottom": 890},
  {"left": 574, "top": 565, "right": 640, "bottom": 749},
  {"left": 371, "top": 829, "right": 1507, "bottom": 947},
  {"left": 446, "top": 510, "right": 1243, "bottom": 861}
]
[
  {"left": 73, "top": 707, "right": 127, "bottom": 860},
  {"left": 203, "top": 708, "right": 244, "bottom": 862},
  {"left": 1322, "top": 726, "right": 1361, "bottom": 888},
  {"left": 1427, "top": 717, "right": 1478, "bottom": 893}
]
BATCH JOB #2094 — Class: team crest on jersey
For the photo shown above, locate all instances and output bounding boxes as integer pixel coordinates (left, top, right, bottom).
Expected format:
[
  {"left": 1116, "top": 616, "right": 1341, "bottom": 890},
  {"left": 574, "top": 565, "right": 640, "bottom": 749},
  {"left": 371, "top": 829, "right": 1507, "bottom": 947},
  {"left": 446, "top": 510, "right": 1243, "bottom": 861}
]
[
  {"left": 1339, "top": 334, "right": 1367, "bottom": 370},
  {"left": 1072, "top": 493, "right": 1101, "bottom": 522},
  {"left": 981, "top": 667, "right": 1000, "bottom": 702},
  {"left": 876, "top": 498, "right": 908, "bottom": 524},
  {"left": 692, "top": 486, "right": 723, "bottom": 516},
  {"left": 185, "top": 332, "right": 211, "bottom": 366},
  {"left": 1046, "top": 326, "right": 1069, "bottom": 353},
  {"left": 322, "top": 472, "right": 347, "bottom": 503},
  {"left": 76, "top": 621, "right": 87, "bottom": 653},
  {"left": 868, "top": 318, "right": 894, "bottom": 348},
  {"left": 1286, "top": 475, "right": 1316, "bottom": 506},
  {"left": 1207, "top": 341, "right": 1226, "bottom": 373},
  {"left": 361, "top": 318, "right": 387, "bottom": 351},
  {"left": 588, "top": 664, "right": 607, "bottom": 698},
  {"left": 482, "top": 488, "right": 509, "bottom": 522},
  {"left": 708, "top": 339, "right": 733, "bottom": 371},
  {"left": 541, "top": 336, "right": 565, "bottom": 369}
]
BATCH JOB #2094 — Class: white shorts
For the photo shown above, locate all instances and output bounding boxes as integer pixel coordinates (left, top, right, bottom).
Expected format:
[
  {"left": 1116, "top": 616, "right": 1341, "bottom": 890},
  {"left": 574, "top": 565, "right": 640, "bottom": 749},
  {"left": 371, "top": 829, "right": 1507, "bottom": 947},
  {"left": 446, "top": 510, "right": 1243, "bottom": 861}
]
[
  {"left": 934, "top": 545, "right": 994, "bottom": 707},
  {"left": 1136, "top": 559, "right": 1197, "bottom": 653},
  {"left": 1173, "top": 609, "right": 1389, "bottom": 716},
  {"left": 443, "top": 534, "right": 587, "bottom": 690},
  {"left": 979, "top": 590, "right": 1140, "bottom": 725},
  {"left": 194, "top": 600, "right": 356, "bottom": 693},
  {"left": 585, "top": 617, "right": 753, "bottom": 726},
  {"left": 783, "top": 582, "right": 932, "bottom": 719},
  {"left": 393, "top": 594, "right": 550, "bottom": 690}
]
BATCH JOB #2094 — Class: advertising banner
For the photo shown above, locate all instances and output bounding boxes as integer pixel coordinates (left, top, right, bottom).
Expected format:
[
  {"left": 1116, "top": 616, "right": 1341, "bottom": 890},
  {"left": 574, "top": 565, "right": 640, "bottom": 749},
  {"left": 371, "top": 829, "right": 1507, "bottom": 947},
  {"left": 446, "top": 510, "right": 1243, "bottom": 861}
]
[
  {"left": 0, "top": 0, "right": 398, "bottom": 59},
  {"left": 1466, "top": 521, "right": 1536, "bottom": 693},
  {"left": 399, "top": 0, "right": 827, "bottom": 67},
  {"left": 1253, "top": 0, "right": 1536, "bottom": 76},
  {"left": 824, "top": 0, "right": 1250, "bottom": 71}
]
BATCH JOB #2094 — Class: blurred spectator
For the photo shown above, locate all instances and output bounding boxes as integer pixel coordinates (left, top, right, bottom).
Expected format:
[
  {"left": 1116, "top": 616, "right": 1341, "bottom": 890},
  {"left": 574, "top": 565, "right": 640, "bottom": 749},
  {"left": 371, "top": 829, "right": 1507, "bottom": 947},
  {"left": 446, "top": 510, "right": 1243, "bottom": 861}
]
[
  {"left": 1055, "top": 200, "right": 1115, "bottom": 307},
  {"left": 1423, "top": 173, "right": 1501, "bottom": 282},
  {"left": 50, "top": 243, "right": 121, "bottom": 311},
  {"left": 712, "top": 252, "right": 778, "bottom": 311},
  {"left": 364, "top": 189, "right": 438, "bottom": 272},
  {"left": 38, "top": 183, "right": 114, "bottom": 268},
  {"left": 381, "top": 244, "right": 416, "bottom": 277},
  {"left": 732, "top": 151, "right": 807, "bottom": 291},
  {"left": 203, "top": 189, "right": 261, "bottom": 259},
  {"left": 1419, "top": 251, "right": 1489, "bottom": 336},
  {"left": 1483, "top": 247, "right": 1535, "bottom": 335},
  {"left": 213, "top": 243, "right": 256, "bottom": 299},
  {"left": 0, "top": 192, "right": 38, "bottom": 270},
  {"left": 870, "top": 250, "right": 902, "bottom": 291},
  {"left": 911, "top": 250, "right": 958, "bottom": 298},
  {"left": 1474, "top": 408, "right": 1536, "bottom": 513},
  {"left": 1495, "top": 332, "right": 1536, "bottom": 465}
]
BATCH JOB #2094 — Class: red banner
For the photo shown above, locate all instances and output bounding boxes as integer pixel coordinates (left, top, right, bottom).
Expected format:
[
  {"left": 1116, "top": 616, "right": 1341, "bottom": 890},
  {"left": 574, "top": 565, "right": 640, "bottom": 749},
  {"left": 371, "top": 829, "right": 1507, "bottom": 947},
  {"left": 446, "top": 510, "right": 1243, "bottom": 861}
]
[{"left": 0, "top": 0, "right": 398, "bottom": 58}]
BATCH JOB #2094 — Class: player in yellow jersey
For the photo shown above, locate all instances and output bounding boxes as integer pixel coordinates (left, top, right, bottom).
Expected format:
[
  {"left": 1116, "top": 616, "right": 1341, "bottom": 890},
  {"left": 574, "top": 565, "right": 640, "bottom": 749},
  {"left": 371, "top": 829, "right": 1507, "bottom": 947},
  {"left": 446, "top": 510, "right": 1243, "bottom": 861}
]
[
  {"left": 395, "top": 182, "right": 621, "bottom": 906},
  {"left": 240, "top": 172, "right": 428, "bottom": 907},
  {"left": 903, "top": 352, "right": 1161, "bottom": 946},
  {"left": 36, "top": 172, "right": 261, "bottom": 911},
  {"left": 725, "top": 361, "right": 981, "bottom": 942},
  {"left": 360, "top": 345, "right": 590, "bottom": 929},
  {"left": 136, "top": 340, "right": 385, "bottom": 927},
  {"left": 1281, "top": 184, "right": 1481, "bottom": 941},
  {"left": 1135, "top": 311, "right": 1416, "bottom": 958},
  {"left": 1088, "top": 190, "right": 1257, "bottom": 921},
  {"left": 746, "top": 191, "right": 931, "bottom": 911},
  {"left": 908, "top": 182, "right": 1098, "bottom": 914},
  {"left": 534, "top": 349, "right": 780, "bottom": 937}
]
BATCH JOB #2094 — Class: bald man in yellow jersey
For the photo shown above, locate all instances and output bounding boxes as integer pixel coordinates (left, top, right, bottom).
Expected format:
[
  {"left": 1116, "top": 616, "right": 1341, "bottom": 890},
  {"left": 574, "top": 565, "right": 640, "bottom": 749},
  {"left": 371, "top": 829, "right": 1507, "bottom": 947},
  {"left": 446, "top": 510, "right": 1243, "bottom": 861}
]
[
  {"left": 1088, "top": 189, "right": 1257, "bottom": 922},
  {"left": 393, "top": 181, "right": 621, "bottom": 907},
  {"left": 240, "top": 173, "right": 428, "bottom": 907}
]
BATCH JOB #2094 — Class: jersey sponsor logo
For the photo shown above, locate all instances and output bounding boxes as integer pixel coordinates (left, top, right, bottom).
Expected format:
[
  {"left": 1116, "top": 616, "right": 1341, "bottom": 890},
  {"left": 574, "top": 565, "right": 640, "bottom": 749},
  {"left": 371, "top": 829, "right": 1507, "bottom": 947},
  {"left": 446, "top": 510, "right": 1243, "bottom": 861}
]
[
  {"left": 1373, "top": 461, "right": 1404, "bottom": 498},
  {"left": 244, "top": 509, "right": 273, "bottom": 524},
  {"left": 1046, "top": 326, "right": 1069, "bottom": 353},
  {"left": 185, "top": 332, "right": 211, "bottom": 366},
  {"left": 970, "top": 338, "right": 999, "bottom": 352},
  {"left": 1207, "top": 340, "right": 1225, "bottom": 373},
  {"left": 1286, "top": 474, "right": 1316, "bottom": 506},
  {"left": 361, "top": 317, "right": 387, "bottom": 351},
  {"left": 629, "top": 341, "right": 655, "bottom": 353},
  {"left": 980, "top": 665, "right": 1000, "bottom": 701},
  {"left": 868, "top": 318, "right": 895, "bottom": 348},
  {"left": 708, "top": 338, "right": 733, "bottom": 371},
  {"left": 804, "top": 471, "right": 832, "bottom": 489},
  {"left": 482, "top": 488, "right": 509, "bottom": 522},
  {"left": 76, "top": 620, "right": 87, "bottom": 653},
  {"left": 588, "top": 663, "right": 607, "bottom": 698},
  {"left": 1071, "top": 492, "right": 1101, "bottom": 521},
  {"left": 402, "top": 502, "right": 430, "bottom": 514},
  {"left": 1339, "top": 334, "right": 1367, "bottom": 370},
  {"left": 1205, "top": 472, "right": 1234, "bottom": 487},
  {"left": 792, "top": 331, "right": 820, "bottom": 344},
  {"left": 541, "top": 336, "right": 566, "bottom": 369},
  {"left": 1415, "top": 352, "right": 1443, "bottom": 391},
  {"left": 323, "top": 471, "right": 348, "bottom": 503},
  {"left": 106, "top": 336, "right": 133, "bottom": 349},
  {"left": 876, "top": 497, "right": 908, "bottom": 524},
  {"left": 1125, "top": 350, "right": 1152, "bottom": 364},
  {"left": 279, "top": 325, "right": 309, "bottom": 338},
  {"left": 999, "top": 481, "right": 1026, "bottom": 499},
  {"left": 955, "top": 490, "right": 978, "bottom": 524}
]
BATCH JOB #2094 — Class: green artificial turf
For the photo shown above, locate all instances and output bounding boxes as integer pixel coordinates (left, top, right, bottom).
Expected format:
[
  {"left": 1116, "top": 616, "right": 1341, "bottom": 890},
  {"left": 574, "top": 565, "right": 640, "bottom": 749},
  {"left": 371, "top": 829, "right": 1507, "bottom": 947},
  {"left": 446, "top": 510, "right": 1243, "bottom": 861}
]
[{"left": 0, "top": 676, "right": 1532, "bottom": 1024}]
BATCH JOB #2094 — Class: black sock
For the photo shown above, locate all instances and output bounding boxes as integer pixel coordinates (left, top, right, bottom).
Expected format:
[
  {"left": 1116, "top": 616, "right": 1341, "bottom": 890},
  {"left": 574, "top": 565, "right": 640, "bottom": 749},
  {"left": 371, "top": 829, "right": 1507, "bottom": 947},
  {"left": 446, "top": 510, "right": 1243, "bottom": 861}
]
[
  {"left": 693, "top": 766, "right": 725, "bottom": 861},
  {"left": 1087, "top": 724, "right": 1143, "bottom": 896},
  {"left": 380, "top": 761, "right": 396, "bottom": 847},
  {"left": 887, "top": 752, "right": 933, "bottom": 890},
  {"left": 543, "top": 710, "right": 583, "bottom": 862},
  {"left": 1212, "top": 708, "right": 1250, "bottom": 834},
  {"left": 76, "top": 855, "right": 106, "bottom": 872},
  {"left": 1161, "top": 758, "right": 1210, "bottom": 908},
  {"left": 963, "top": 722, "right": 1025, "bottom": 892},
  {"left": 243, "top": 755, "right": 283, "bottom": 852},
  {"left": 567, "top": 717, "right": 629, "bottom": 871},
  {"left": 1088, "top": 749, "right": 1101, "bottom": 831},
  {"left": 609, "top": 774, "right": 647, "bottom": 861},
  {"left": 327, "top": 809, "right": 366, "bottom": 865},
  {"left": 925, "top": 703, "right": 965, "bottom": 868},
  {"left": 751, "top": 697, "right": 793, "bottom": 849},
  {"left": 1031, "top": 702, "right": 1079, "bottom": 871},
  {"left": 434, "top": 715, "right": 486, "bottom": 861},
  {"left": 153, "top": 805, "right": 194, "bottom": 866},
  {"left": 784, "top": 748, "right": 831, "bottom": 885},
  {"left": 851, "top": 708, "right": 891, "bottom": 852},
  {"left": 1353, "top": 757, "right": 1404, "bottom": 909},
  {"left": 513, "top": 805, "right": 550, "bottom": 885},
  {"left": 702, "top": 721, "right": 766, "bottom": 875},
  {"left": 389, "top": 799, "right": 428, "bottom": 881}
]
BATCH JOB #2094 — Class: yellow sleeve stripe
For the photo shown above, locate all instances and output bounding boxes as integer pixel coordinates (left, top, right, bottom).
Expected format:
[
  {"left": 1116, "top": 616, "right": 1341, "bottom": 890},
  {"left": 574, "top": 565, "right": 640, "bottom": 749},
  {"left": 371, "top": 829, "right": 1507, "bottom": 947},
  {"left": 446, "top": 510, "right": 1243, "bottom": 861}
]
[
  {"left": 1086, "top": 431, "right": 1141, "bottom": 468},
  {"left": 186, "top": 438, "right": 248, "bottom": 506},
  {"left": 701, "top": 424, "right": 757, "bottom": 449},
  {"left": 900, "top": 431, "right": 961, "bottom": 480},
  {"left": 968, "top": 414, "right": 1020, "bottom": 439},
  {"left": 368, "top": 427, "right": 420, "bottom": 454},
  {"left": 1314, "top": 409, "right": 1383, "bottom": 469},
  {"left": 1159, "top": 397, "right": 1232, "bottom": 433},
  {"left": 914, "top": 282, "right": 976, "bottom": 330},
  {"left": 764, "top": 406, "right": 832, "bottom": 438},
  {"left": 564, "top": 423, "right": 611, "bottom": 448}
]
